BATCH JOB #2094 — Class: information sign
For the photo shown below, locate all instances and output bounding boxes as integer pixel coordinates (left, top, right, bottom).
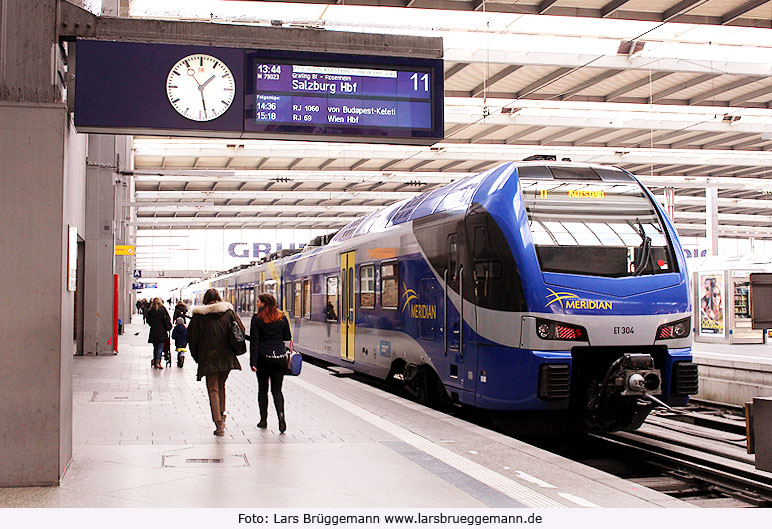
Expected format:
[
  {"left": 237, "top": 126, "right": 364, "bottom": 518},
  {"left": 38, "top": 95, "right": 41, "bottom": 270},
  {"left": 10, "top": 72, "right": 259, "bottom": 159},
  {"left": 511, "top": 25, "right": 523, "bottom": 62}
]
[
  {"left": 244, "top": 51, "right": 443, "bottom": 143},
  {"left": 115, "top": 245, "right": 136, "bottom": 256},
  {"left": 74, "top": 40, "right": 444, "bottom": 144}
]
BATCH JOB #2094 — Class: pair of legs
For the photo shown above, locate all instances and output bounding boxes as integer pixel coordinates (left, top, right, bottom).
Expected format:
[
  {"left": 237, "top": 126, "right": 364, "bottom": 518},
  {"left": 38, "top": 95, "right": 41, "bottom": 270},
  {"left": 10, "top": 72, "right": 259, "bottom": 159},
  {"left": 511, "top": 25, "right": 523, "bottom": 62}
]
[
  {"left": 205, "top": 370, "right": 230, "bottom": 435},
  {"left": 151, "top": 342, "right": 164, "bottom": 369},
  {"left": 256, "top": 363, "right": 286, "bottom": 432}
]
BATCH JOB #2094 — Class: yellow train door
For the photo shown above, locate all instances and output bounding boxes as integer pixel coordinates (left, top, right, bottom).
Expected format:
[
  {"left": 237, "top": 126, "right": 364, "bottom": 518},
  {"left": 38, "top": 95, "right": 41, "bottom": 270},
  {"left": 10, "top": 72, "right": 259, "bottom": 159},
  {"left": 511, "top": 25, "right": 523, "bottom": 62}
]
[{"left": 340, "top": 251, "right": 355, "bottom": 362}]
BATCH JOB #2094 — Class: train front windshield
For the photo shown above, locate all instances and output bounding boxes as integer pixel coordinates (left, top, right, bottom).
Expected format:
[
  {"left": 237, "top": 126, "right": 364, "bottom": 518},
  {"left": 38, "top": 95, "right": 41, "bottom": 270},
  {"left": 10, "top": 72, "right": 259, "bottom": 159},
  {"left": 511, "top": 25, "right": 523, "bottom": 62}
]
[{"left": 521, "top": 170, "right": 676, "bottom": 278}]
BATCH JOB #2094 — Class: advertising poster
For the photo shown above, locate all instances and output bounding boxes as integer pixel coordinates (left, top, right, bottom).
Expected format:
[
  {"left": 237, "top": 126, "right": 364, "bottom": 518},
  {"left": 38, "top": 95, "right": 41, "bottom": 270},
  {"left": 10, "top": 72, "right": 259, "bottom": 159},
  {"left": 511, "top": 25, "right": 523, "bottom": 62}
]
[{"left": 699, "top": 272, "right": 725, "bottom": 337}]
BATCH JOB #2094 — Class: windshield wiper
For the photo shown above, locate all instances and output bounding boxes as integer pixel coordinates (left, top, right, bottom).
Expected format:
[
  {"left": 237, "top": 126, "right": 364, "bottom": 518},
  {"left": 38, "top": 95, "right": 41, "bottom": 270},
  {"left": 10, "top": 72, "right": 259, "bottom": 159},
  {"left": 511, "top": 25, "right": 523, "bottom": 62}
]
[{"left": 632, "top": 219, "right": 652, "bottom": 276}]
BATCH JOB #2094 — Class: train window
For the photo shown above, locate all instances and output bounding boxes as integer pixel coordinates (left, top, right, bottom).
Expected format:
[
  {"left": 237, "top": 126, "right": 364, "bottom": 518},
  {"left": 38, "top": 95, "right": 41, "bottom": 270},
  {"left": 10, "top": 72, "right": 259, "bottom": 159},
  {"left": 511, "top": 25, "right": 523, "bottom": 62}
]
[
  {"left": 381, "top": 262, "right": 399, "bottom": 309},
  {"left": 418, "top": 279, "right": 436, "bottom": 339},
  {"left": 303, "top": 279, "right": 311, "bottom": 319},
  {"left": 360, "top": 264, "right": 375, "bottom": 309},
  {"left": 448, "top": 234, "right": 459, "bottom": 284},
  {"left": 473, "top": 226, "right": 488, "bottom": 258},
  {"left": 294, "top": 281, "right": 302, "bottom": 317},
  {"left": 326, "top": 276, "right": 339, "bottom": 322},
  {"left": 285, "top": 283, "right": 293, "bottom": 315},
  {"left": 521, "top": 177, "right": 677, "bottom": 277}
]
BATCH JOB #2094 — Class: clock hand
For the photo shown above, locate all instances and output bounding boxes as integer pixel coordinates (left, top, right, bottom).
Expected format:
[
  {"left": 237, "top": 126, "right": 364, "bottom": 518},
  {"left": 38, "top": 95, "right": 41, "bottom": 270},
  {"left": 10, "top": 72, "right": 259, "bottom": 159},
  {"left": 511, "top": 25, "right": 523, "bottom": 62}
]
[
  {"left": 200, "top": 75, "right": 216, "bottom": 90},
  {"left": 187, "top": 68, "right": 201, "bottom": 86},
  {"left": 200, "top": 92, "right": 207, "bottom": 113}
]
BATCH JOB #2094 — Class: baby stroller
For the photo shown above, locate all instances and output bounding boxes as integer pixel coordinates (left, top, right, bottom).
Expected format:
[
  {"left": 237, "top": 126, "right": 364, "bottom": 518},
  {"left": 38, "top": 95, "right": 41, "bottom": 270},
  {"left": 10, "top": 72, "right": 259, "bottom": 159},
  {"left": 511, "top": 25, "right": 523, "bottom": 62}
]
[{"left": 163, "top": 339, "right": 172, "bottom": 367}]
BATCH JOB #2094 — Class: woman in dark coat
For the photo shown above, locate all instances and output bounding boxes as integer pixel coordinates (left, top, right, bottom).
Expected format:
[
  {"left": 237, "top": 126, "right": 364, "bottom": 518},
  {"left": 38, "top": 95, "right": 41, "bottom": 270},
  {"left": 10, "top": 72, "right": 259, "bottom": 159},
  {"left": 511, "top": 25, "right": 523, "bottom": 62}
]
[
  {"left": 173, "top": 300, "right": 189, "bottom": 323},
  {"left": 250, "top": 293, "right": 292, "bottom": 433},
  {"left": 187, "top": 288, "right": 245, "bottom": 436},
  {"left": 146, "top": 297, "right": 171, "bottom": 369}
]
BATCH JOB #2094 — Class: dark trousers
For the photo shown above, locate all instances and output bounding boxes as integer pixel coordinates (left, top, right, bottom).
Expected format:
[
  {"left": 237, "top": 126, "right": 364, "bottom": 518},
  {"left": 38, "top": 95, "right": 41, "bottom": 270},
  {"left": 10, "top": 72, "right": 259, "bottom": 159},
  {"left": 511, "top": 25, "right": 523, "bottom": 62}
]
[
  {"left": 205, "top": 371, "right": 229, "bottom": 423},
  {"left": 256, "top": 361, "right": 285, "bottom": 421}
]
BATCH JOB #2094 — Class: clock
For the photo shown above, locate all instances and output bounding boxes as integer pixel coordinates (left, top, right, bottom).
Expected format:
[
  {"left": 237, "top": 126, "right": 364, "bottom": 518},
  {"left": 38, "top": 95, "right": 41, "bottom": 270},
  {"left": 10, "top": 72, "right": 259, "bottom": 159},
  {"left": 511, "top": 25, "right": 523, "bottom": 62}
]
[{"left": 166, "top": 54, "right": 235, "bottom": 121}]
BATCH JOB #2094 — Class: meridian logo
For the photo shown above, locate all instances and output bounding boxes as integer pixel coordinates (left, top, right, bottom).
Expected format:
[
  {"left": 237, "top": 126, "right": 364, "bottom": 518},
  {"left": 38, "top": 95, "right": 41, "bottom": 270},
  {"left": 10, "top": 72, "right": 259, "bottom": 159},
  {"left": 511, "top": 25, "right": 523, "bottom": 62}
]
[
  {"left": 545, "top": 288, "right": 579, "bottom": 309},
  {"left": 546, "top": 288, "right": 613, "bottom": 311},
  {"left": 401, "top": 282, "right": 437, "bottom": 319}
]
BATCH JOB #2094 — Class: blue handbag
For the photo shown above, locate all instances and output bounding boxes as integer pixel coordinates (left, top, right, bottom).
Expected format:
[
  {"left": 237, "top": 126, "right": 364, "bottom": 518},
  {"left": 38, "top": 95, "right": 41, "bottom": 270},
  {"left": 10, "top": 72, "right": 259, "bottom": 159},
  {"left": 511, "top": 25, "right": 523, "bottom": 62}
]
[{"left": 286, "top": 340, "right": 302, "bottom": 376}]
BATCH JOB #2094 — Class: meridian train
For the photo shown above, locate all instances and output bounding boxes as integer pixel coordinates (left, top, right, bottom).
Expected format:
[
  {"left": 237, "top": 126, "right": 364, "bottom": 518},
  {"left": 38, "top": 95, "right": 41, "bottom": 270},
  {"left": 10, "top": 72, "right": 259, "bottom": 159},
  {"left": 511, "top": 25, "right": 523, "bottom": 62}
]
[{"left": 187, "top": 161, "right": 699, "bottom": 432}]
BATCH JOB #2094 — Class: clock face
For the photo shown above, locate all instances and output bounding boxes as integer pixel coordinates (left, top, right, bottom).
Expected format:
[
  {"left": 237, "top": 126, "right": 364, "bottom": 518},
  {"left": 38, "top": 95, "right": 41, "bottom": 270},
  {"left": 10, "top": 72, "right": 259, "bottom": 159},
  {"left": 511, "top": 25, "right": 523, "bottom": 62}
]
[{"left": 166, "top": 54, "right": 235, "bottom": 121}]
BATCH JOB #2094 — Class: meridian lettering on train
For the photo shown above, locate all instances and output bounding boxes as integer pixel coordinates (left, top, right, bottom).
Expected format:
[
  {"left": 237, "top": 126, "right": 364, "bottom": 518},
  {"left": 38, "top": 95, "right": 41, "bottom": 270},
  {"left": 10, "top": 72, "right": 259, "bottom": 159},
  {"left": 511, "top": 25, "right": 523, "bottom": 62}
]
[{"left": 227, "top": 242, "right": 305, "bottom": 259}]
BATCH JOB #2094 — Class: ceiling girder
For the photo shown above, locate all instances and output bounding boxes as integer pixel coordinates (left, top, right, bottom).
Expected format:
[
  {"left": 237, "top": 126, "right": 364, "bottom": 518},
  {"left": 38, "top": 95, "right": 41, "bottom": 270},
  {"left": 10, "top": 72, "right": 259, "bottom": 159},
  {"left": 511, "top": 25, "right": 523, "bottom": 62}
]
[
  {"left": 605, "top": 72, "right": 672, "bottom": 101},
  {"left": 471, "top": 65, "right": 522, "bottom": 97},
  {"left": 690, "top": 78, "right": 761, "bottom": 105},
  {"left": 721, "top": 0, "right": 771, "bottom": 24},
  {"left": 135, "top": 190, "right": 421, "bottom": 200}
]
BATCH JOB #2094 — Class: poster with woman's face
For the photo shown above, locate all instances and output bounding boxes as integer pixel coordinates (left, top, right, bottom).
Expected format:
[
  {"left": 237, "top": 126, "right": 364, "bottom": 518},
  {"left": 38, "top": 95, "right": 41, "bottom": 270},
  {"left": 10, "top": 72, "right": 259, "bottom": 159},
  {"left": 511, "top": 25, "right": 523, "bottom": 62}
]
[{"left": 699, "top": 273, "right": 725, "bottom": 337}]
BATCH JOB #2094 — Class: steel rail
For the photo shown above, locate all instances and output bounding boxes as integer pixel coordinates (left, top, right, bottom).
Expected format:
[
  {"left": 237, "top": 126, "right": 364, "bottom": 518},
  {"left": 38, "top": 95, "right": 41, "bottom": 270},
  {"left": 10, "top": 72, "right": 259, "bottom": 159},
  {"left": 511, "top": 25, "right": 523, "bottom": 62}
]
[{"left": 594, "top": 432, "right": 772, "bottom": 505}]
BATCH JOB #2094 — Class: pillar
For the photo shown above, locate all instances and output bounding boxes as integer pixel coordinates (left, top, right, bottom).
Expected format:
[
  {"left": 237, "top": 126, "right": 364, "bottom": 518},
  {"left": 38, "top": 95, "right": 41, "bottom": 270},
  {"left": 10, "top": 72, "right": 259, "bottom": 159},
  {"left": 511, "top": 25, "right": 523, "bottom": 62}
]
[{"left": 706, "top": 187, "right": 719, "bottom": 256}]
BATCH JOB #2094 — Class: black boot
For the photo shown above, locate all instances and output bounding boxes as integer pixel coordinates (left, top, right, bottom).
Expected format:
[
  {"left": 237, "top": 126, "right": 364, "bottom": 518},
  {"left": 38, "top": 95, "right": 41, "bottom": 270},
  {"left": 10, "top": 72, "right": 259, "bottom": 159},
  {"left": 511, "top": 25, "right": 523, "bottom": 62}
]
[
  {"left": 257, "top": 392, "right": 268, "bottom": 428},
  {"left": 275, "top": 396, "right": 286, "bottom": 433},
  {"left": 278, "top": 413, "right": 286, "bottom": 433}
]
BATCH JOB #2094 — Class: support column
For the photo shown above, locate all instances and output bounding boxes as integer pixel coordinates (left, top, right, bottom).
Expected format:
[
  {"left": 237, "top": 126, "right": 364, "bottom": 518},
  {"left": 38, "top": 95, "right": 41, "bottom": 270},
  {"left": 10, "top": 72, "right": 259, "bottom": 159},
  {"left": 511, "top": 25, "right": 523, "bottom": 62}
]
[
  {"left": 706, "top": 187, "right": 719, "bottom": 256},
  {"left": 82, "top": 135, "right": 118, "bottom": 355},
  {"left": 663, "top": 187, "right": 675, "bottom": 221},
  {"left": 0, "top": 0, "right": 83, "bottom": 487},
  {"left": 114, "top": 136, "right": 134, "bottom": 331}
]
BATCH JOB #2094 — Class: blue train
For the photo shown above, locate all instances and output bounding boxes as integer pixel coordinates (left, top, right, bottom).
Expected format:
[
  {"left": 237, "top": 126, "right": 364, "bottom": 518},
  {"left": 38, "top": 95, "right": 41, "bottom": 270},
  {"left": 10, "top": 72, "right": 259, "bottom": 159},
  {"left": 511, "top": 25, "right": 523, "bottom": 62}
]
[{"left": 196, "top": 161, "right": 698, "bottom": 432}]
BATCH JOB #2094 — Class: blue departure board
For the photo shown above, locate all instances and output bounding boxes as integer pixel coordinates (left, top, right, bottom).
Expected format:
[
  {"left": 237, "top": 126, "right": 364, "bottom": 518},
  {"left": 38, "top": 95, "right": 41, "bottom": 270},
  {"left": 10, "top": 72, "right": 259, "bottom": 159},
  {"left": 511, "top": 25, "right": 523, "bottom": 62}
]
[
  {"left": 244, "top": 51, "right": 443, "bottom": 143},
  {"left": 73, "top": 40, "right": 443, "bottom": 144}
]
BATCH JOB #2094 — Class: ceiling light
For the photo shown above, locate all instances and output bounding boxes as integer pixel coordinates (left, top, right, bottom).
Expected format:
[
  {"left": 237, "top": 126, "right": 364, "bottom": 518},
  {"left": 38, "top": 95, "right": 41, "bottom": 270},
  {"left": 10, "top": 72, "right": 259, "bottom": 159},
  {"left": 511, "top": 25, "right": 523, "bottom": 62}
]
[{"left": 617, "top": 40, "right": 645, "bottom": 58}]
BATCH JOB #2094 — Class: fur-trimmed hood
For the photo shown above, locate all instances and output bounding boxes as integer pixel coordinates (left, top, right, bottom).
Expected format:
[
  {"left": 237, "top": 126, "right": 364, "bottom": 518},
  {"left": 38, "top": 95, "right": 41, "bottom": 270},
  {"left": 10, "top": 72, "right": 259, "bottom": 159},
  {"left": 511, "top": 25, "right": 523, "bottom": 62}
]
[{"left": 191, "top": 301, "right": 234, "bottom": 315}]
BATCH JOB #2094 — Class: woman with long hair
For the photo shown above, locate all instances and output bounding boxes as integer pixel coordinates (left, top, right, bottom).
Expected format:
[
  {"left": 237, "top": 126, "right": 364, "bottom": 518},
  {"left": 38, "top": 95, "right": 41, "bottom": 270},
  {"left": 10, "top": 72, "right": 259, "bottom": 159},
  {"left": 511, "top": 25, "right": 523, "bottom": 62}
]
[
  {"left": 250, "top": 293, "right": 292, "bottom": 433},
  {"left": 187, "top": 288, "right": 245, "bottom": 436},
  {"left": 146, "top": 297, "right": 171, "bottom": 369}
]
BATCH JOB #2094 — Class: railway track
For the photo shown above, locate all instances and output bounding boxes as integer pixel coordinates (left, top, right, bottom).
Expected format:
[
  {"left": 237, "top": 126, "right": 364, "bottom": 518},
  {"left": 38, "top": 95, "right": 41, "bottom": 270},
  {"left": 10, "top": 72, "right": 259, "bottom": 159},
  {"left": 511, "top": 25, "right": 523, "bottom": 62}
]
[
  {"left": 531, "top": 404, "right": 772, "bottom": 507},
  {"left": 322, "top": 362, "right": 772, "bottom": 506}
]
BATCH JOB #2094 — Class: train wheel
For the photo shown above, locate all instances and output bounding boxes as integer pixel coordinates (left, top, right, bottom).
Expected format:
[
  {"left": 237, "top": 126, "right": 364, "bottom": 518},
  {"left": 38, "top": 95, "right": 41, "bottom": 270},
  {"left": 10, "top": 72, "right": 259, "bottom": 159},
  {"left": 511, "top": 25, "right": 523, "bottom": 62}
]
[{"left": 406, "top": 365, "right": 448, "bottom": 410}]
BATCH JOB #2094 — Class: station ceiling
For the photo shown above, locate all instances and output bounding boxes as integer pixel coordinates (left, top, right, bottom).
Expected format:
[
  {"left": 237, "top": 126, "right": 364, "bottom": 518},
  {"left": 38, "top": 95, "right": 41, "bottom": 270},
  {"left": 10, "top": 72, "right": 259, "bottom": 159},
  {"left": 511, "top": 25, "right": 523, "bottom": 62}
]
[{"left": 131, "top": 1, "right": 772, "bottom": 242}]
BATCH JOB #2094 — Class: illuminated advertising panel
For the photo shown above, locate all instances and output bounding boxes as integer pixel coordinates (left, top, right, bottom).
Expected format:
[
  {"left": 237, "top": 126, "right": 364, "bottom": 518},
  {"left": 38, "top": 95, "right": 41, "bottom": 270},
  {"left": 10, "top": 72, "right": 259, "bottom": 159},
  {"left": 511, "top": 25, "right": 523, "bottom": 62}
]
[{"left": 698, "top": 272, "right": 725, "bottom": 337}]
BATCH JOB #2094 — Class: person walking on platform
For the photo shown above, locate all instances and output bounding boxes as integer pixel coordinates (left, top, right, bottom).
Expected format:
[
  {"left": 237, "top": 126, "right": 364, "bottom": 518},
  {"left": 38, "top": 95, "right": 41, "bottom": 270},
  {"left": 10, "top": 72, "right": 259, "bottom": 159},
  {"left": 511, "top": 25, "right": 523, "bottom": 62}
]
[
  {"left": 141, "top": 298, "right": 150, "bottom": 324},
  {"left": 172, "top": 317, "right": 188, "bottom": 368},
  {"left": 146, "top": 297, "right": 172, "bottom": 369},
  {"left": 135, "top": 299, "right": 142, "bottom": 315},
  {"left": 173, "top": 300, "right": 189, "bottom": 323},
  {"left": 250, "top": 293, "right": 292, "bottom": 433},
  {"left": 187, "top": 288, "right": 245, "bottom": 437}
]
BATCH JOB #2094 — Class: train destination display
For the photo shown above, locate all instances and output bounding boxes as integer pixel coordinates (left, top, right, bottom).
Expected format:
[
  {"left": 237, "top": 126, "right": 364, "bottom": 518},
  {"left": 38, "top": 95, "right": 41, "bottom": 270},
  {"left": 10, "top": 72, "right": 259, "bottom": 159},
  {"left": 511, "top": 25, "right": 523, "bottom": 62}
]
[{"left": 244, "top": 53, "right": 443, "bottom": 142}]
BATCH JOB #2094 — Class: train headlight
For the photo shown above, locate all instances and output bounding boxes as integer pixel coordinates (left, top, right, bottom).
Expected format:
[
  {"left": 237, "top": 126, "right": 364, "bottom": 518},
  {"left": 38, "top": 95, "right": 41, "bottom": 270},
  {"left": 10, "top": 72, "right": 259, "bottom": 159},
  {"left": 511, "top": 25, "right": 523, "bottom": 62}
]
[
  {"left": 656, "top": 317, "right": 691, "bottom": 340},
  {"left": 535, "top": 319, "right": 587, "bottom": 341}
]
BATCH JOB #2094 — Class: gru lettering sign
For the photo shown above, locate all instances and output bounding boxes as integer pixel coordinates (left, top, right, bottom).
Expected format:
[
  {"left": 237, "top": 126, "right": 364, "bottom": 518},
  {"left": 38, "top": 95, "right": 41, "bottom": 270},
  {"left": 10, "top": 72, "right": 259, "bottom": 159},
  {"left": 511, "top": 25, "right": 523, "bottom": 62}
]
[{"left": 228, "top": 242, "right": 305, "bottom": 259}]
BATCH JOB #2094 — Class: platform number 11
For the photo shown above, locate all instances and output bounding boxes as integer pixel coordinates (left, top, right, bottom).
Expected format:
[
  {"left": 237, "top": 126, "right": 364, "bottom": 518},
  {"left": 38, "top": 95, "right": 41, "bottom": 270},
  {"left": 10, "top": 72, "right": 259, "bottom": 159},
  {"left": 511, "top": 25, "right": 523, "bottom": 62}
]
[{"left": 410, "top": 73, "right": 429, "bottom": 92}]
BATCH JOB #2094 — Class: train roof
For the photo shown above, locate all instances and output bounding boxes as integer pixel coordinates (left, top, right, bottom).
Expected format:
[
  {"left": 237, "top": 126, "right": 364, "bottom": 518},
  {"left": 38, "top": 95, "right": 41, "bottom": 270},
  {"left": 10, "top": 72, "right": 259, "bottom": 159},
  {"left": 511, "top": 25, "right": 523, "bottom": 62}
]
[{"left": 329, "top": 161, "right": 633, "bottom": 244}]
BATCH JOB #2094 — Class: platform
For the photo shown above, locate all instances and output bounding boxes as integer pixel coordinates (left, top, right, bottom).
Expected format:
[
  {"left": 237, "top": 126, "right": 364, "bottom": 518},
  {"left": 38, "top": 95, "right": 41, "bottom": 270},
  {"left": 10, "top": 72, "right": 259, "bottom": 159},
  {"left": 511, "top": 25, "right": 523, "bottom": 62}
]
[
  {"left": 692, "top": 343, "right": 772, "bottom": 406},
  {"left": 0, "top": 316, "right": 687, "bottom": 508}
]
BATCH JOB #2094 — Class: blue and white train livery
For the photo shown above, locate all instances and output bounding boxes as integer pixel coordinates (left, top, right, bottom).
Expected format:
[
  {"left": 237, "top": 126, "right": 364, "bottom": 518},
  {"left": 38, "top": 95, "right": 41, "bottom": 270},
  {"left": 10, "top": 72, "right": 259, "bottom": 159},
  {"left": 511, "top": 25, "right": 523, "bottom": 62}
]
[{"left": 202, "top": 161, "right": 699, "bottom": 432}]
